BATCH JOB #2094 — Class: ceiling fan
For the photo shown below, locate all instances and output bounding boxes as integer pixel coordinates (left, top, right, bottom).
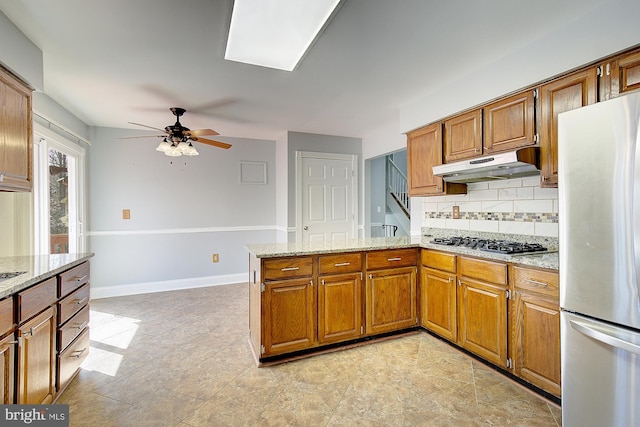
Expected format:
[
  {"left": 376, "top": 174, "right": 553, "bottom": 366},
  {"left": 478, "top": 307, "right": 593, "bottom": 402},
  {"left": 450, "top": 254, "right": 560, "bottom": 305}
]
[{"left": 123, "top": 107, "right": 232, "bottom": 157}]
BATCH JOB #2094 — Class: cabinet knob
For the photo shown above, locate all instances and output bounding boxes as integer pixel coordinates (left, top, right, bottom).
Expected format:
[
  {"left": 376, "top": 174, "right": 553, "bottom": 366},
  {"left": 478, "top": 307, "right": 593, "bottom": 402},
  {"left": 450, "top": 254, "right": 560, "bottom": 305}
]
[{"left": 303, "top": 226, "right": 308, "bottom": 230}]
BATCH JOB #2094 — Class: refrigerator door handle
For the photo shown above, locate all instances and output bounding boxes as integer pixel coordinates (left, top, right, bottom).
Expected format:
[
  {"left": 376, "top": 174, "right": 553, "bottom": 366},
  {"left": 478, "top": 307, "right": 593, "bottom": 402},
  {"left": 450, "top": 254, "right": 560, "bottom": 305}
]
[{"left": 570, "top": 319, "right": 640, "bottom": 355}]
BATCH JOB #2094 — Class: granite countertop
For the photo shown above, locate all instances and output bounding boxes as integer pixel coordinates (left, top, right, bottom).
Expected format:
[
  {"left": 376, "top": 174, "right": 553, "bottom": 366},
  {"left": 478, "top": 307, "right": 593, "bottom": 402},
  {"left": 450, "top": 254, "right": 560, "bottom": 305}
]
[
  {"left": 246, "top": 230, "right": 559, "bottom": 271},
  {"left": 0, "top": 253, "right": 95, "bottom": 299}
]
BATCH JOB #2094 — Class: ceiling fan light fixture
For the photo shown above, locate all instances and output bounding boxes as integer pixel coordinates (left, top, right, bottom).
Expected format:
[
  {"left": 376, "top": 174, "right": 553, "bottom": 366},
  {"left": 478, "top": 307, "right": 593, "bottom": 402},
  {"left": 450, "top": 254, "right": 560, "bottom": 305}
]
[
  {"left": 156, "top": 139, "right": 171, "bottom": 152},
  {"left": 176, "top": 141, "right": 190, "bottom": 152},
  {"left": 183, "top": 144, "right": 199, "bottom": 156},
  {"left": 165, "top": 145, "right": 182, "bottom": 157}
]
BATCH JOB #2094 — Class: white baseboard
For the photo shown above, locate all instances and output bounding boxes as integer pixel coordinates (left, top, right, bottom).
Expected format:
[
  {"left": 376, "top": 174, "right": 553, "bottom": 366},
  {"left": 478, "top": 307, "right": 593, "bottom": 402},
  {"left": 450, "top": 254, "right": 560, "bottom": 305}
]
[{"left": 90, "top": 273, "right": 248, "bottom": 299}]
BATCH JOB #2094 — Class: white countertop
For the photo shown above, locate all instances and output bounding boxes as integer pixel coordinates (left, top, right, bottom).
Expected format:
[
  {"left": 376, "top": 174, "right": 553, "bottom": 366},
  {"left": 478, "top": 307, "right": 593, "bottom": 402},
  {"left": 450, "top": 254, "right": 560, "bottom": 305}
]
[{"left": 0, "top": 253, "right": 95, "bottom": 299}]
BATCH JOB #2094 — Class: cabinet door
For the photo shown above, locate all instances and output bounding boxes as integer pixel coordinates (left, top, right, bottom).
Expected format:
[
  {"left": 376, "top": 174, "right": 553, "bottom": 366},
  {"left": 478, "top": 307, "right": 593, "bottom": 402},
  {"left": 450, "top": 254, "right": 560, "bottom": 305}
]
[
  {"left": 483, "top": 90, "right": 535, "bottom": 153},
  {"left": 607, "top": 49, "right": 640, "bottom": 99},
  {"left": 512, "top": 291, "right": 560, "bottom": 397},
  {"left": 538, "top": 68, "right": 597, "bottom": 187},
  {"left": 318, "top": 273, "right": 362, "bottom": 344},
  {"left": 17, "top": 306, "right": 57, "bottom": 404},
  {"left": 366, "top": 267, "right": 417, "bottom": 334},
  {"left": 407, "top": 123, "right": 466, "bottom": 196},
  {"left": 444, "top": 109, "right": 483, "bottom": 162},
  {"left": 0, "top": 333, "right": 16, "bottom": 404},
  {"left": 420, "top": 267, "right": 457, "bottom": 341},
  {"left": 0, "top": 67, "right": 32, "bottom": 192},
  {"left": 458, "top": 277, "right": 508, "bottom": 367},
  {"left": 262, "top": 278, "right": 316, "bottom": 357}
]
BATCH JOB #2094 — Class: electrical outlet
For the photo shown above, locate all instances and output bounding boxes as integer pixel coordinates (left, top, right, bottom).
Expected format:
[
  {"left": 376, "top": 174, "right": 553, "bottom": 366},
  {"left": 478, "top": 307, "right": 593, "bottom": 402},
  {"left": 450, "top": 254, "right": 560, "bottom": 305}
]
[
  {"left": 122, "top": 209, "right": 130, "bottom": 220},
  {"left": 212, "top": 254, "right": 219, "bottom": 263},
  {"left": 452, "top": 206, "right": 460, "bottom": 219}
]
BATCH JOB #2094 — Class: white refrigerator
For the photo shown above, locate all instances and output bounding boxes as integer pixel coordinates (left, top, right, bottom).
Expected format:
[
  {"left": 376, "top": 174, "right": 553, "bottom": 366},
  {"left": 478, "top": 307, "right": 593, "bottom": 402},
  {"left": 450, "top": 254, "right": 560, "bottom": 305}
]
[{"left": 558, "top": 92, "right": 640, "bottom": 426}]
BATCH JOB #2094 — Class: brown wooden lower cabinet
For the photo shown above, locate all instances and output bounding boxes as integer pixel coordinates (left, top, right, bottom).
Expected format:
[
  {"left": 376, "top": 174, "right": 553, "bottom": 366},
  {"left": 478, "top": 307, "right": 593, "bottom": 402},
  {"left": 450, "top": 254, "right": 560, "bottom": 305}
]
[
  {"left": 420, "top": 266, "right": 457, "bottom": 341},
  {"left": 0, "top": 333, "right": 16, "bottom": 404},
  {"left": 366, "top": 266, "right": 417, "bottom": 335},
  {"left": 262, "top": 277, "right": 316, "bottom": 357},
  {"left": 318, "top": 273, "right": 362, "bottom": 344},
  {"left": 17, "top": 306, "right": 57, "bottom": 404}
]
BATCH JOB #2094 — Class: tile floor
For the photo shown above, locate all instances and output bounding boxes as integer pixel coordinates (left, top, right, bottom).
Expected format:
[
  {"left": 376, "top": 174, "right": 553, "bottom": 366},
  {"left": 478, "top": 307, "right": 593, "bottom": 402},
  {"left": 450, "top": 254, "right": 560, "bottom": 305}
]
[{"left": 57, "top": 283, "right": 562, "bottom": 426}]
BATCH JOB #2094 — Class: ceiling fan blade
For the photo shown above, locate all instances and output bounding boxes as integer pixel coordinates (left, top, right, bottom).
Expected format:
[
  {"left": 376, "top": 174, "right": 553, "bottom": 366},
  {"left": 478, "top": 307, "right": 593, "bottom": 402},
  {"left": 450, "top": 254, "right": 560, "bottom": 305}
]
[
  {"left": 118, "top": 134, "right": 165, "bottom": 139},
  {"left": 193, "top": 137, "right": 232, "bottom": 149},
  {"left": 129, "top": 122, "right": 167, "bottom": 132},
  {"left": 188, "top": 128, "right": 220, "bottom": 137}
]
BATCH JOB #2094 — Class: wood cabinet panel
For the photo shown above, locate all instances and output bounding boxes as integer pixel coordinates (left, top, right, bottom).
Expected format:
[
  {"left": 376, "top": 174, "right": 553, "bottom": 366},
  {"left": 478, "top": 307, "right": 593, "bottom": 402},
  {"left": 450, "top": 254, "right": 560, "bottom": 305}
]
[
  {"left": 58, "top": 261, "right": 90, "bottom": 298},
  {"left": 421, "top": 267, "right": 457, "bottom": 341},
  {"left": 444, "top": 109, "right": 483, "bottom": 162},
  {"left": 318, "top": 253, "right": 362, "bottom": 275},
  {"left": 512, "top": 290, "right": 560, "bottom": 396},
  {"left": 0, "top": 297, "right": 14, "bottom": 337},
  {"left": 538, "top": 68, "right": 597, "bottom": 187},
  {"left": 0, "top": 66, "right": 32, "bottom": 192},
  {"left": 407, "top": 123, "right": 466, "bottom": 196},
  {"left": 262, "top": 277, "right": 316, "bottom": 356},
  {"left": 512, "top": 265, "right": 559, "bottom": 298},
  {"left": 0, "top": 333, "right": 15, "bottom": 404},
  {"left": 318, "top": 273, "right": 362, "bottom": 344},
  {"left": 421, "top": 249, "right": 456, "bottom": 273},
  {"left": 57, "top": 283, "right": 89, "bottom": 326},
  {"left": 57, "top": 327, "right": 89, "bottom": 392},
  {"left": 18, "top": 277, "right": 57, "bottom": 323},
  {"left": 366, "top": 248, "right": 417, "bottom": 270},
  {"left": 483, "top": 90, "right": 535, "bottom": 153},
  {"left": 58, "top": 304, "right": 89, "bottom": 352},
  {"left": 458, "top": 257, "right": 507, "bottom": 285},
  {"left": 17, "top": 306, "right": 56, "bottom": 404},
  {"left": 617, "top": 50, "right": 640, "bottom": 95},
  {"left": 263, "top": 256, "right": 313, "bottom": 280},
  {"left": 458, "top": 277, "right": 508, "bottom": 366},
  {"left": 366, "top": 267, "right": 417, "bottom": 334}
]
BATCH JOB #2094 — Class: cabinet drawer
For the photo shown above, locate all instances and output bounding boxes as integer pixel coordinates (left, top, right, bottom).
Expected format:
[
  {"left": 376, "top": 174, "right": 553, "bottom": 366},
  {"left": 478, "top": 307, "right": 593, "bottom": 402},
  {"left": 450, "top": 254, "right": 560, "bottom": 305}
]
[
  {"left": 458, "top": 257, "right": 507, "bottom": 285},
  {"left": 58, "top": 283, "right": 90, "bottom": 326},
  {"left": 263, "top": 256, "right": 313, "bottom": 280},
  {"left": 318, "top": 253, "right": 362, "bottom": 275},
  {"left": 58, "top": 327, "right": 89, "bottom": 391},
  {"left": 58, "top": 304, "right": 89, "bottom": 351},
  {"left": 18, "top": 277, "right": 57, "bottom": 323},
  {"left": 366, "top": 248, "right": 417, "bottom": 270},
  {"left": 0, "top": 297, "right": 14, "bottom": 337},
  {"left": 58, "top": 261, "right": 90, "bottom": 298},
  {"left": 421, "top": 250, "right": 456, "bottom": 273},
  {"left": 513, "top": 266, "right": 559, "bottom": 298}
]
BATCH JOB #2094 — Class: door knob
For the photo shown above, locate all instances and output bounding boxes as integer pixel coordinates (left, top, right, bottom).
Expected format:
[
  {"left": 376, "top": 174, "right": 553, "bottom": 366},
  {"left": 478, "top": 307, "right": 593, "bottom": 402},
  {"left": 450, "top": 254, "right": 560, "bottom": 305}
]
[{"left": 303, "top": 226, "right": 308, "bottom": 230}]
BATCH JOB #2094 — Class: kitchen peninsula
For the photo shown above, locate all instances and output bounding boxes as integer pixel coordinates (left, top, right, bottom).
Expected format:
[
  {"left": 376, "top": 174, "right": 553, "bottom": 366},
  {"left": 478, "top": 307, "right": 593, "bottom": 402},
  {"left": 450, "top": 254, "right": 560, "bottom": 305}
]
[
  {"left": 0, "top": 253, "right": 94, "bottom": 404},
  {"left": 247, "top": 230, "right": 561, "bottom": 398}
]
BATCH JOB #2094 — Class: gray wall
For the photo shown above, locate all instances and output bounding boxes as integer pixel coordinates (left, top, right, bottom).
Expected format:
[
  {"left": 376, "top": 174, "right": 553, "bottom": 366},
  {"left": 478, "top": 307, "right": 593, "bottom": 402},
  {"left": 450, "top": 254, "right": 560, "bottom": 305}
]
[{"left": 87, "top": 126, "right": 276, "bottom": 293}]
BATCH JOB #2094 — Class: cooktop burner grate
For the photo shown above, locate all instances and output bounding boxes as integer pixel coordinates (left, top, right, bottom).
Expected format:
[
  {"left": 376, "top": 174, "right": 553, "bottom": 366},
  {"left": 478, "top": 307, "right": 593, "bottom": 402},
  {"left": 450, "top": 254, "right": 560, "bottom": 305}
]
[{"left": 430, "top": 237, "right": 548, "bottom": 255}]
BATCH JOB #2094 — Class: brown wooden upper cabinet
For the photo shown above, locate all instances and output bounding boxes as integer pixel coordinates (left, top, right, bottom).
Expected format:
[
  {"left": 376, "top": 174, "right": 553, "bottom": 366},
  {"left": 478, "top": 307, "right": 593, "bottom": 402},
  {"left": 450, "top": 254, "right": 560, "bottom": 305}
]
[
  {"left": 598, "top": 49, "right": 640, "bottom": 101},
  {"left": 537, "top": 68, "right": 597, "bottom": 187},
  {"left": 483, "top": 90, "right": 536, "bottom": 153},
  {"left": 407, "top": 123, "right": 466, "bottom": 196},
  {"left": 0, "top": 67, "right": 32, "bottom": 192},
  {"left": 443, "top": 109, "right": 482, "bottom": 163}
]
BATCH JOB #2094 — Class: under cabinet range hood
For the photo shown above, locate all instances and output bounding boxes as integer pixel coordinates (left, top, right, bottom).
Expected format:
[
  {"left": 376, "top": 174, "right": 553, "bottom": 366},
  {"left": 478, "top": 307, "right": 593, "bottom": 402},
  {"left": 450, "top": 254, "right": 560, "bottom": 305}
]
[{"left": 432, "top": 147, "right": 540, "bottom": 183}]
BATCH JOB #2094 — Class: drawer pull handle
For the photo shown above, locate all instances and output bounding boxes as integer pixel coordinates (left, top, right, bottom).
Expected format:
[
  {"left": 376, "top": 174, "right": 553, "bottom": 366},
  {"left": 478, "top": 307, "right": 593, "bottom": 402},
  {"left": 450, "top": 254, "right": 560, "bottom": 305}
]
[
  {"left": 524, "top": 278, "right": 549, "bottom": 288},
  {"left": 73, "top": 275, "right": 88, "bottom": 282},
  {"left": 23, "top": 317, "right": 51, "bottom": 336},
  {"left": 74, "top": 297, "right": 89, "bottom": 305},
  {"left": 70, "top": 348, "right": 87, "bottom": 359},
  {"left": 387, "top": 257, "right": 402, "bottom": 262},
  {"left": 334, "top": 262, "right": 351, "bottom": 267},
  {"left": 280, "top": 267, "right": 300, "bottom": 272},
  {"left": 75, "top": 321, "right": 89, "bottom": 330}
]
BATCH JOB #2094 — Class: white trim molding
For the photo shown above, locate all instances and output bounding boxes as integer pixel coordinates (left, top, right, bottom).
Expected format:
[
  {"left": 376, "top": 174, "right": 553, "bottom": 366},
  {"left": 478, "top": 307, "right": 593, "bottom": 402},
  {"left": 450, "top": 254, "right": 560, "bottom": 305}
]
[
  {"left": 90, "top": 272, "right": 248, "bottom": 299},
  {"left": 88, "top": 224, "right": 277, "bottom": 237}
]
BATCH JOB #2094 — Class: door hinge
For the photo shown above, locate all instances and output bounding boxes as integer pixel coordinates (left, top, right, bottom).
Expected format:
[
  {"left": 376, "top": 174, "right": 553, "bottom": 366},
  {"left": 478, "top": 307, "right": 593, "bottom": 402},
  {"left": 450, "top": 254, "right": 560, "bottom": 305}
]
[
  {"left": 360, "top": 325, "right": 364, "bottom": 334},
  {"left": 260, "top": 283, "right": 265, "bottom": 292},
  {"left": 506, "top": 358, "right": 512, "bottom": 369},
  {"left": 533, "top": 134, "right": 539, "bottom": 143},
  {"left": 260, "top": 344, "right": 265, "bottom": 355},
  {"left": 533, "top": 88, "right": 538, "bottom": 98},
  {"left": 360, "top": 272, "right": 363, "bottom": 281},
  {"left": 596, "top": 65, "right": 603, "bottom": 77},
  {"left": 506, "top": 290, "right": 511, "bottom": 300}
]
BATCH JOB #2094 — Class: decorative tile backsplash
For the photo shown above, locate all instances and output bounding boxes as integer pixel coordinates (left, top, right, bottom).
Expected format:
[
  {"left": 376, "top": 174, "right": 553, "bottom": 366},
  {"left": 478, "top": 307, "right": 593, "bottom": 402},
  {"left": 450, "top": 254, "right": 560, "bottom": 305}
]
[{"left": 422, "top": 175, "right": 559, "bottom": 237}]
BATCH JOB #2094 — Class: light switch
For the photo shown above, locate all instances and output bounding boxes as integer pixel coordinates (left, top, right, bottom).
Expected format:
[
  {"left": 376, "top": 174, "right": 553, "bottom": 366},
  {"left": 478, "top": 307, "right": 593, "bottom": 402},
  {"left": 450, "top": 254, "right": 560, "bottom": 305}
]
[{"left": 123, "top": 209, "right": 130, "bottom": 220}]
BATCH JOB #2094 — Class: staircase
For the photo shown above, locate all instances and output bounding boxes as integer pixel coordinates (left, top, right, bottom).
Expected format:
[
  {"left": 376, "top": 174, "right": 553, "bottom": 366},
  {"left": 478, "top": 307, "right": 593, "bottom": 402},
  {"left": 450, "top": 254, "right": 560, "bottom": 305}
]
[{"left": 377, "top": 155, "right": 410, "bottom": 237}]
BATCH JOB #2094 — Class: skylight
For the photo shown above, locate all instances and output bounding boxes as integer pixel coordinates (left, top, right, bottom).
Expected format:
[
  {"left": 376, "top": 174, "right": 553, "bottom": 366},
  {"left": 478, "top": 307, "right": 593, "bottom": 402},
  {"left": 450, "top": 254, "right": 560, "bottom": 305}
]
[{"left": 224, "top": 0, "right": 341, "bottom": 71}]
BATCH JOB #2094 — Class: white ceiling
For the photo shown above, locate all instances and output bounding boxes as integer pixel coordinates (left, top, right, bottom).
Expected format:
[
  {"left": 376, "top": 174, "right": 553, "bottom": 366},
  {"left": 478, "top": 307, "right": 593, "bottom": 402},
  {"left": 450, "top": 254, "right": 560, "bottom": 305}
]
[{"left": 0, "top": 0, "right": 628, "bottom": 142}]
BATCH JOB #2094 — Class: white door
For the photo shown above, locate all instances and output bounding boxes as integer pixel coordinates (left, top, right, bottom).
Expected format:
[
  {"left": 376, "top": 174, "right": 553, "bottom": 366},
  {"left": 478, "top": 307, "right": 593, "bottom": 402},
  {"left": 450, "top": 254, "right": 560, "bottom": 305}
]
[
  {"left": 33, "top": 123, "right": 86, "bottom": 255},
  {"left": 296, "top": 151, "right": 357, "bottom": 242}
]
